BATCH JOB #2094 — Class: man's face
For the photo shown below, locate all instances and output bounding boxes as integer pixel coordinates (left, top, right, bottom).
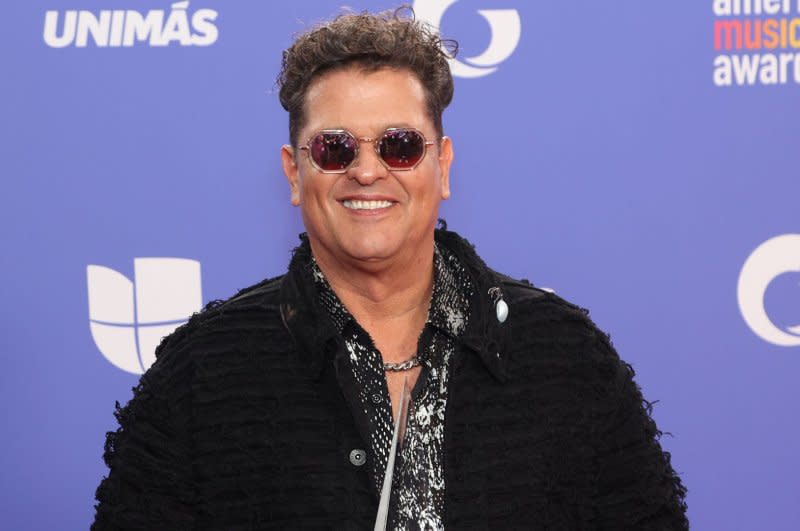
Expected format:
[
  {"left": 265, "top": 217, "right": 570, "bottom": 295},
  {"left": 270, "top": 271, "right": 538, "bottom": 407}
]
[{"left": 281, "top": 67, "right": 453, "bottom": 270}]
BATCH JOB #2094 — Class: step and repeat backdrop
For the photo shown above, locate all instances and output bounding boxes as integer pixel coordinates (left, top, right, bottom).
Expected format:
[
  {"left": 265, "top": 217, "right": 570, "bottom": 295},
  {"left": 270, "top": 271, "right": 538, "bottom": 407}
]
[{"left": 2, "top": 1, "right": 799, "bottom": 529}]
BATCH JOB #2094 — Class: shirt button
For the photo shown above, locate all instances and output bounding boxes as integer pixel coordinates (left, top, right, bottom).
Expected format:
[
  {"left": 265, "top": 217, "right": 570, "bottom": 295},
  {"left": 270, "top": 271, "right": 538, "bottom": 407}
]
[
  {"left": 349, "top": 449, "right": 366, "bottom": 467},
  {"left": 371, "top": 393, "right": 382, "bottom": 404}
]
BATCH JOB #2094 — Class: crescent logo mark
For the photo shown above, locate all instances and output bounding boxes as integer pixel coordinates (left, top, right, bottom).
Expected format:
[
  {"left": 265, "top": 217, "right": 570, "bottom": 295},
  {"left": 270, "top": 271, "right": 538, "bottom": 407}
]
[
  {"left": 413, "top": 0, "right": 521, "bottom": 78},
  {"left": 737, "top": 234, "right": 800, "bottom": 347}
]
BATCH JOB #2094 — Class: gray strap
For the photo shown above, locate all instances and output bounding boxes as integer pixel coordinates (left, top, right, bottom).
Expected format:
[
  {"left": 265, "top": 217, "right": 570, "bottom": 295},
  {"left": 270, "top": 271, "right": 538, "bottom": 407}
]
[{"left": 374, "top": 375, "right": 411, "bottom": 530}]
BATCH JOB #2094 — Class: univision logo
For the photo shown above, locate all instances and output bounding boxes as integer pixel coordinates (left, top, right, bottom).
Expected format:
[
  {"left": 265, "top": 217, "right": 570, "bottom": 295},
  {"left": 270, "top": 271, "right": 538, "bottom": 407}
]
[
  {"left": 413, "top": 0, "right": 521, "bottom": 78},
  {"left": 87, "top": 258, "right": 202, "bottom": 374},
  {"left": 43, "top": 1, "right": 218, "bottom": 48}
]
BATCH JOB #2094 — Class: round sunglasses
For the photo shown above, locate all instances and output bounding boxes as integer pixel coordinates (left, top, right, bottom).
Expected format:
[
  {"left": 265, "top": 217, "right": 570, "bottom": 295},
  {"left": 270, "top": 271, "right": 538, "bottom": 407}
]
[{"left": 298, "top": 127, "right": 436, "bottom": 173}]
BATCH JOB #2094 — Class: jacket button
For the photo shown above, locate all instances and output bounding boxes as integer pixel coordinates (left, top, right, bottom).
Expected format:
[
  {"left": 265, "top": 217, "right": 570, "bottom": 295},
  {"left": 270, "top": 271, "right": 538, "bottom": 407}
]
[
  {"left": 371, "top": 393, "right": 382, "bottom": 404},
  {"left": 349, "top": 449, "right": 366, "bottom": 467}
]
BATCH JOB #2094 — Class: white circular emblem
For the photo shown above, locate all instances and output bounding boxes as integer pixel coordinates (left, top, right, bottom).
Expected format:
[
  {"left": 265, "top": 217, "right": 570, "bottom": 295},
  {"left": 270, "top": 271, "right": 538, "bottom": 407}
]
[
  {"left": 413, "top": 0, "right": 521, "bottom": 78},
  {"left": 737, "top": 234, "right": 800, "bottom": 347}
]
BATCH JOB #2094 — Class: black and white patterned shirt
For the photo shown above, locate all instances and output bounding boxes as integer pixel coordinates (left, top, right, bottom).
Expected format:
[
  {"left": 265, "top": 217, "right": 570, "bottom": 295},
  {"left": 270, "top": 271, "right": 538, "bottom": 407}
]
[{"left": 310, "top": 244, "right": 473, "bottom": 530}]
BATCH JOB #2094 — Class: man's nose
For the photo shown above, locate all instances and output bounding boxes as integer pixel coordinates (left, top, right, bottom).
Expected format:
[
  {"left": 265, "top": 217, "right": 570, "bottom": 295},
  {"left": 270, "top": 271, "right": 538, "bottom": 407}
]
[{"left": 347, "top": 142, "right": 387, "bottom": 185}]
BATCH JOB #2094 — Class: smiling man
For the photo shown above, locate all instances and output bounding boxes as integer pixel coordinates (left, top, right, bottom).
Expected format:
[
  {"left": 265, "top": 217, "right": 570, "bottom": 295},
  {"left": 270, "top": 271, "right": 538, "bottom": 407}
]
[
  {"left": 280, "top": 65, "right": 453, "bottom": 439},
  {"left": 92, "top": 8, "right": 688, "bottom": 530}
]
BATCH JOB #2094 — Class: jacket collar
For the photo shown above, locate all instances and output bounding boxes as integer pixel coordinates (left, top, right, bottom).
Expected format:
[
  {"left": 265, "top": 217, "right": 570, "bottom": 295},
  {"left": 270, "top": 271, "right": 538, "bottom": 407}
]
[{"left": 278, "top": 227, "right": 509, "bottom": 383}]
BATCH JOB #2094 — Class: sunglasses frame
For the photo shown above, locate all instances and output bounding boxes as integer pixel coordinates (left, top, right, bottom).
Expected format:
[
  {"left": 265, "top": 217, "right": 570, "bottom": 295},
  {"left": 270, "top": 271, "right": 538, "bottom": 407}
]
[{"left": 298, "top": 127, "right": 436, "bottom": 174}]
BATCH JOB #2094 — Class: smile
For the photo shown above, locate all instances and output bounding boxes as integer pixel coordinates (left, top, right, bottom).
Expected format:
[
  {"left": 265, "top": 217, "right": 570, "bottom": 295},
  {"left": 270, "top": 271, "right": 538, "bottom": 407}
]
[{"left": 342, "top": 200, "right": 395, "bottom": 210}]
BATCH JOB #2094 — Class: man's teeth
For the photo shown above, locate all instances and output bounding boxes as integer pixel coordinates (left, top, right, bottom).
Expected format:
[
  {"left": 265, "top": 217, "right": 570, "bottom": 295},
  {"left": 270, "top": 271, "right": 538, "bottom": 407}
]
[{"left": 342, "top": 200, "right": 393, "bottom": 210}]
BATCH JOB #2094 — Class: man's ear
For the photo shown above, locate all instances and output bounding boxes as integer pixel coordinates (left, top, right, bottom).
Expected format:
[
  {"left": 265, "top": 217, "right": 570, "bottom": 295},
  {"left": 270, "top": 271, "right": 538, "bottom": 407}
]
[
  {"left": 438, "top": 136, "right": 454, "bottom": 200},
  {"left": 281, "top": 144, "right": 301, "bottom": 206}
]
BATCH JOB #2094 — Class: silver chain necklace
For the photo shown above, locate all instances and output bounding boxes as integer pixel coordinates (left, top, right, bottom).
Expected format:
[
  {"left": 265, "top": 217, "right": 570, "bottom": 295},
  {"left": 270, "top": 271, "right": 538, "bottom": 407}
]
[{"left": 383, "top": 356, "right": 420, "bottom": 371}]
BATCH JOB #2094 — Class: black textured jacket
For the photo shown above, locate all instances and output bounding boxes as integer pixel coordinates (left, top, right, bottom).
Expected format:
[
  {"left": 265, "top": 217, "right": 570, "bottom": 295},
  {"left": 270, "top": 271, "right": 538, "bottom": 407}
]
[{"left": 92, "top": 229, "right": 688, "bottom": 530}]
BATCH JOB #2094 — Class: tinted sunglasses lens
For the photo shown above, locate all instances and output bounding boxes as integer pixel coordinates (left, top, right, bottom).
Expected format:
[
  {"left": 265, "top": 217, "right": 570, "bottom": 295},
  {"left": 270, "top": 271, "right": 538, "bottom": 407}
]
[
  {"left": 310, "top": 132, "right": 357, "bottom": 171},
  {"left": 379, "top": 129, "right": 425, "bottom": 169}
]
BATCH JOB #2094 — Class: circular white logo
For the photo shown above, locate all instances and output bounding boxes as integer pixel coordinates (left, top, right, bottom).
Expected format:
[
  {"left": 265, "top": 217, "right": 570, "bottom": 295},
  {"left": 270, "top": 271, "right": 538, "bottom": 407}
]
[
  {"left": 737, "top": 234, "right": 800, "bottom": 346},
  {"left": 413, "top": 0, "right": 521, "bottom": 78}
]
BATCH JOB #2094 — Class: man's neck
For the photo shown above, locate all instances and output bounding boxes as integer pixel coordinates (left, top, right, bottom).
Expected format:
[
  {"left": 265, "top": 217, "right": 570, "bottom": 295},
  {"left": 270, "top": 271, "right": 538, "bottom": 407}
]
[{"left": 309, "top": 238, "right": 435, "bottom": 333}]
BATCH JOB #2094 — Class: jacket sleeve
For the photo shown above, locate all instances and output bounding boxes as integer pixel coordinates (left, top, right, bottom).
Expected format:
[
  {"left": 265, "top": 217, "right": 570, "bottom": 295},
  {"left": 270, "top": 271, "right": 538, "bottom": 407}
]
[
  {"left": 585, "top": 322, "right": 689, "bottom": 530},
  {"left": 91, "top": 332, "right": 196, "bottom": 530}
]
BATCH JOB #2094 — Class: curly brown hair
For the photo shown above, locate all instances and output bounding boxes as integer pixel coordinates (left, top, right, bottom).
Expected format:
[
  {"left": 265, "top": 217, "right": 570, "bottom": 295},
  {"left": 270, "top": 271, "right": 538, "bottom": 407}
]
[{"left": 277, "top": 6, "right": 458, "bottom": 147}]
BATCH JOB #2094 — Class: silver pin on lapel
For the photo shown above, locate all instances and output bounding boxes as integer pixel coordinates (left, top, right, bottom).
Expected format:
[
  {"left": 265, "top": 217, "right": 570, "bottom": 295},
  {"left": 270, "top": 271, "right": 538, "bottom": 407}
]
[{"left": 488, "top": 287, "right": 508, "bottom": 323}]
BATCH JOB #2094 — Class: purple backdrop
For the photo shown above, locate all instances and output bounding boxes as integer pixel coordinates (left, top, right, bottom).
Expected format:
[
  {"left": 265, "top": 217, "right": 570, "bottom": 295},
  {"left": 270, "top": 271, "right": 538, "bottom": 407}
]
[{"left": 2, "top": 1, "right": 799, "bottom": 529}]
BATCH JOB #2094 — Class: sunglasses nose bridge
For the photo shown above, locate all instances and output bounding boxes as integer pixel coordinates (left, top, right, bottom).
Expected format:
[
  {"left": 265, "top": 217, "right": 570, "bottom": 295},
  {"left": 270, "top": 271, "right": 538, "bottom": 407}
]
[{"left": 348, "top": 137, "right": 389, "bottom": 180}]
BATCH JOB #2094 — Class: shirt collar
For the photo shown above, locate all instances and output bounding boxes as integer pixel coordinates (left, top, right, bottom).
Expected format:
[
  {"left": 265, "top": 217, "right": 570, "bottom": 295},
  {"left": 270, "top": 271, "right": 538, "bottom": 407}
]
[
  {"left": 308, "top": 243, "right": 472, "bottom": 340},
  {"left": 279, "top": 229, "right": 509, "bottom": 383}
]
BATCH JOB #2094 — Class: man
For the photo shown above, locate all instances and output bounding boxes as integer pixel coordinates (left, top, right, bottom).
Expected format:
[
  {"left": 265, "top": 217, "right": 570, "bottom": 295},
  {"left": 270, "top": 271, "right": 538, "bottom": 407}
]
[{"left": 93, "top": 8, "right": 688, "bottom": 530}]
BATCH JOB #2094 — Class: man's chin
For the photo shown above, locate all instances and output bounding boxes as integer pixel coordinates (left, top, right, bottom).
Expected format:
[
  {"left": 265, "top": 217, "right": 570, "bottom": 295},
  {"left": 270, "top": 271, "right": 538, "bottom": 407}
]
[
  {"left": 307, "top": 226, "right": 428, "bottom": 268},
  {"left": 341, "top": 241, "right": 399, "bottom": 264}
]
